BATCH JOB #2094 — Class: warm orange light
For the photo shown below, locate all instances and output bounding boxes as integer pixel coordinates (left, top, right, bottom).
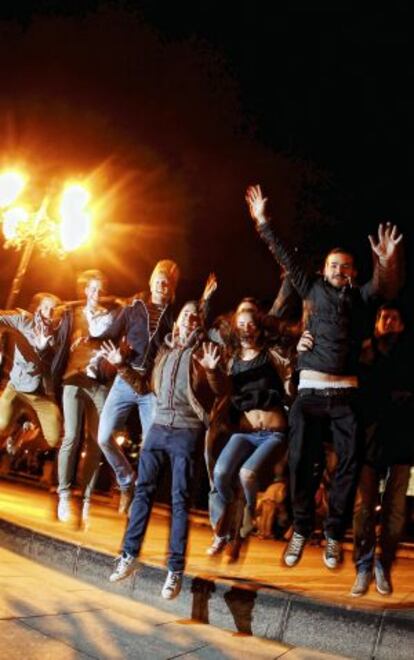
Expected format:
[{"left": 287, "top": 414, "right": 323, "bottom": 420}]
[
  {"left": 115, "top": 434, "right": 126, "bottom": 446},
  {"left": 2, "top": 207, "right": 29, "bottom": 240},
  {"left": 0, "top": 171, "right": 26, "bottom": 207},
  {"left": 59, "top": 184, "right": 91, "bottom": 252}
]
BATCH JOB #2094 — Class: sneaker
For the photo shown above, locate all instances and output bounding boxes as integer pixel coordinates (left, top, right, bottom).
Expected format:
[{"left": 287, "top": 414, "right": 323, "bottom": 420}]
[
  {"left": 284, "top": 532, "right": 306, "bottom": 567},
  {"left": 161, "top": 571, "right": 183, "bottom": 600},
  {"left": 118, "top": 485, "right": 135, "bottom": 515},
  {"left": 323, "top": 537, "right": 343, "bottom": 569},
  {"left": 109, "top": 553, "right": 136, "bottom": 583},
  {"left": 374, "top": 563, "right": 392, "bottom": 595},
  {"left": 240, "top": 507, "right": 255, "bottom": 539},
  {"left": 206, "top": 535, "right": 228, "bottom": 556},
  {"left": 57, "top": 495, "right": 72, "bottom": 522},
  {"left": 350, "top": 571, "right": 372, "bottom": 597}
]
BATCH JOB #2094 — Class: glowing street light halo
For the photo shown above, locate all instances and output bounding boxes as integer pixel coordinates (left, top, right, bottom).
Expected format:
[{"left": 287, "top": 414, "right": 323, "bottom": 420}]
[
  {"left": 2, "top": 207, "right": 29, "bottom": 241},
  {"left": 59, "top": 182, "right": 92, "bottom": 252},
  {"left": 0, "top": 171, "right": 26, "bottom": 208}
]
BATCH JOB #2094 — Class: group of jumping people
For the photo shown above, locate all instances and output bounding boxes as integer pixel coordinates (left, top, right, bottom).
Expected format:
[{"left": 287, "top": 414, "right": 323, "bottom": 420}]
[{"left": 0, "top": 185, "right": 411, "bottom": 601}]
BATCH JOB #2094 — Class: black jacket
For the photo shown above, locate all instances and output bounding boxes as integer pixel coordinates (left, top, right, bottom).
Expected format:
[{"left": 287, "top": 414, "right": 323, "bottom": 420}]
[{"left": 257, "top": 223, "right": 399, "bottom": 376}]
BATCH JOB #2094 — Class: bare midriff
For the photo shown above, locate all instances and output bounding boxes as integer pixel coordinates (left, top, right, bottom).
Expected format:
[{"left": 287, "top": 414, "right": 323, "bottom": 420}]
[
  {"left": 240, "top": 408, "right": 287, "bottom": 432},
  {"left": 300, "top": 369, "right": 357, "bottom": 384}
]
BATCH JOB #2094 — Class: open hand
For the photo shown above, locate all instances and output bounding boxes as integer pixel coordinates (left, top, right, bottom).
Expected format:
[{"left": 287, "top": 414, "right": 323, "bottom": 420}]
[
  {"left": 368, "top": 222, "right": 403, "bottom": 261},
  {"left": 245, "top": 185, "right": 268, "bottom": 225},
  {"left": 196, "top": 342, "right": 221, "bottom": 370},
  {"left": 100, "top": 340, "right": 123, "bottom": 365}
]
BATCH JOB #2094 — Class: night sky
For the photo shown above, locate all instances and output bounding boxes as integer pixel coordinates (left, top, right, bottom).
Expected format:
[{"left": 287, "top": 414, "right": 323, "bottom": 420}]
[{"left": 0, "top": 2, "right": 412, "bottom": 318}]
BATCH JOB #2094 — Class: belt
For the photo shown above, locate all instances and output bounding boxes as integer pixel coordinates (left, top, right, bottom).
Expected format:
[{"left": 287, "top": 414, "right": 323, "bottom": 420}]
[
  {"left": 251, "top": 427, "right": 285, "bottom": 433},
  {"left": 298, "top": 387, "right": 357, "bottom": 398}
]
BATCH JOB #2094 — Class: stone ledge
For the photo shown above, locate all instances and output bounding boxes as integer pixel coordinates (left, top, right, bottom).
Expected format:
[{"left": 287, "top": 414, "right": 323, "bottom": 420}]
[{"left": 0, "top": 517, "right": 412, "bottom": 660}]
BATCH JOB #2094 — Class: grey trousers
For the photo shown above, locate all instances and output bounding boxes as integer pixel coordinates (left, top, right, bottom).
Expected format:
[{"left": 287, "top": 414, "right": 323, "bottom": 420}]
[{"left": 57, "top": 382, "right": 108, "bottom": 500}]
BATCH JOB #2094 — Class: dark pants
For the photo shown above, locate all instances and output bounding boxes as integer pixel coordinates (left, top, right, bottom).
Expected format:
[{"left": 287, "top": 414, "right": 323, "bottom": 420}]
[
  {"left": 353, "top": 463, "right": 410, "bottom": 572},
  {"left": 289, "top": 389, "right": 361, "bottom": 540},
  {"left": 123, "top": 423, "right": 203, "bottom": 572}
]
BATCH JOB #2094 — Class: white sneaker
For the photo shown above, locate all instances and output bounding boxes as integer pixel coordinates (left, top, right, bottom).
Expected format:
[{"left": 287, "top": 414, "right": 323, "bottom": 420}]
[
  {"left": 81, "top": 499, "right": 91, "bottom": 530},
  {"left": 206, "top": 535, "right": 228, "bottom": 556},
  {"left": 57, "top": 495, "right": 72, "bottom": 522},
  {"left": 161, "top": 571, "right": 182, "bottom": 600},
  {"left": 323, "top": 537, "right": 343, "bottom": 569},
  {"left": 284, "top": 532, "right": 306, "bottom": 567},
  {"left": 109, "top": 554, "right": 136, "bottom": 582}
]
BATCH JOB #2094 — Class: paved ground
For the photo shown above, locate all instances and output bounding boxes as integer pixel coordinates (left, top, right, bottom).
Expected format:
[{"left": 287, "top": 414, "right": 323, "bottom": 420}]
[
  {"left": 0, "top": 547, "right": 349, "bottom": 659},
  {"left": 0, "top": 481, "right": 413, "bottom": 611}
]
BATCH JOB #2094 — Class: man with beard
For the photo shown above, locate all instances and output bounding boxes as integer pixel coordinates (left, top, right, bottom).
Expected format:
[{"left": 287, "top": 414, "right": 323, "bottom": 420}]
[
  {"left": 0, "top": 293, "right": 63, "bottom": 450},
  {"left": 246, "top": 184, "right": 403, "bottom": 570},
  {"left": 106, "top": 301, "right": 226, "bottom": 600}
]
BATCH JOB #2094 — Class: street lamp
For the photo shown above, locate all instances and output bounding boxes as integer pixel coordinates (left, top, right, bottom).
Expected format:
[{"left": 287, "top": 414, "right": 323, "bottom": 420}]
[{"left": 0, "top": 169, "right": 92, "bottom": 309}]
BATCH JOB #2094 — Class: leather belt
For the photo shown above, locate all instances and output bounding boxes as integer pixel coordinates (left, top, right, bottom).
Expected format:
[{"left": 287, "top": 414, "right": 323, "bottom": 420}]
[{"left": 298, "top": 387, "right": 357, "bottom": 398}]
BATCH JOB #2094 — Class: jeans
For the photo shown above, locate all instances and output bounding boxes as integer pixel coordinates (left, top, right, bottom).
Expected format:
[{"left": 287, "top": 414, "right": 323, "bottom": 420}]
[
  {"left": 353, "top": 463, "right": 410, "bottom": 572},
  {"left": 289, "top": 389, "right": 361, "bottom": 540},
  {"left": 97, "top": 374, "right": 156, "bottom": 490},
  {"left": 212, "top": 430, "right": 285, "bottom": 525},
  {"left": 0, "top": 381, "right": 62, "bottom": 448},
  {"left": 58, "top": 382, "right": 108, "bottom": 500},
  {"left": 123, "top": 423, "right": 203, "bottom": 572}
]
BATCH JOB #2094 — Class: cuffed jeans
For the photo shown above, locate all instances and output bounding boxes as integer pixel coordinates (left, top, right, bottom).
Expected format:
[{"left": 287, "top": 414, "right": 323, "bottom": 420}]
[
  {"left": 353, "top": 463, "right": 410, "bottom": 572},
  {"left": 97, "top": 374, "right": 156, "bottom": 490},
  {"left": 58, "top": 382, "right": 108, "bottom": 500},
  {"left": 123, "top": 423, "right": 203, "bottom": 572},
  {"left": 289, "top": 389, "right": 361, "bottom": 540},
  {"left": 213, "top": 430, "right": 285, "bottom": 517},
  {"left": 0, "top": 381, "right": 62, "bottom": 447}
]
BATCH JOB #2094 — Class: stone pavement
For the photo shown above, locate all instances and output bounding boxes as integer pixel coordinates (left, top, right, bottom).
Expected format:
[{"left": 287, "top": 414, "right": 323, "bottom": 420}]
[
  {"left": 0, "top": 480, "right": 413, "bottom": 659},
  {"left": 0, "top": 547, "right": 347, "bottom": 659}
]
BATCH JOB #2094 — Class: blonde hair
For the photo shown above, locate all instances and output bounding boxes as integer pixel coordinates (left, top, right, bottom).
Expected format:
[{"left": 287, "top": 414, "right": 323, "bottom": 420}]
[{"left": 149, "top": 260, "right": 180, "bottom": 299}]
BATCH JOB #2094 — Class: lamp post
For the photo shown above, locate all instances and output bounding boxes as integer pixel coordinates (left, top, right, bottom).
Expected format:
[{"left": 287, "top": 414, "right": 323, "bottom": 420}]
[
  {"left": 0, "top": 171, "right": 92, "bottom": 309},
  {"left": 0, "top": 170, "right": 93, "bottom": 369}
]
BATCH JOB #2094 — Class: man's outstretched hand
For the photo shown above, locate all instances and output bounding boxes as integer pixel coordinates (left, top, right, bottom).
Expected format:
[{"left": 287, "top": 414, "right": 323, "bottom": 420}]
[
  {"left": 245, "top": 185, "right": 269, "bottom": 226},
  {"left": 368, "top": 222, "right": 403, "bottom": 262}
]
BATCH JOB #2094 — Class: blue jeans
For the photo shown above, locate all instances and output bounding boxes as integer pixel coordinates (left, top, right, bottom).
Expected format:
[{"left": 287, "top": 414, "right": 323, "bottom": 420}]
[
  {"left": 353, "top": 463, "right": 410, "bottom": 572},
  {"left": 97, "top": 374, "right": 156, "bottom": 490},
  {"left": 123, "top": 423, "right": 203, "bottom": 572},
  {"left": 212, "top": 430, "right": 285, "bottom": 521}
]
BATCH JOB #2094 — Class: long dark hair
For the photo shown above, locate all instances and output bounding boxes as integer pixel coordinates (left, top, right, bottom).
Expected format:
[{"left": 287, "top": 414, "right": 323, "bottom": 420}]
[{"left": 228, "top": 308, "right": 266, "bottom": 359}]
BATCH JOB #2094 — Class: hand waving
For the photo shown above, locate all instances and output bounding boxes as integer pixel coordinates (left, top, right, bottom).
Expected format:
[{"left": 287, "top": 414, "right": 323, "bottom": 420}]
[
  {"left": 196, "top": 342, "right": 221, "bottom": 370},
  {"left": 245, "top": 184, "right": 269, "bottom": 225},
  {"left": 368, "top": 222, "right": 403, "bottom": 261},
  {"left": 100, "top": 340, "right": 123, "bottom": 365}
]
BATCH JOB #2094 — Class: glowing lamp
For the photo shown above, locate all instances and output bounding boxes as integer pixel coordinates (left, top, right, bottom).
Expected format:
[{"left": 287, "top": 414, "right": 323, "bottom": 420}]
[
  {"left": 0, "top": 171, "right": 26, "bottom": 207},
  {"left": 2, "top": 207, "right": 29, "bottom": 241},
  {"left": 59, "top": 184, "right": 91, "bottom": 252}
]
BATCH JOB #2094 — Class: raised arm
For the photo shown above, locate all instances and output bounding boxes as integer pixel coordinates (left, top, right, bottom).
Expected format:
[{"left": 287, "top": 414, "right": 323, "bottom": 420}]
[
  {"left": 245, "top": 185, "right": 313, "bottom": 299},
  {"left": 363, "top": 222, "right": 404, "bottom": 300}
]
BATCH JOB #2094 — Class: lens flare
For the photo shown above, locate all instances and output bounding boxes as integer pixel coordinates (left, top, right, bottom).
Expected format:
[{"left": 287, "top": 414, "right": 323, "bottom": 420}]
[
  {"left": 59, "top": 184, "right": 91, "bottom": 251},
  {"left": 0, "top": 171, "right": 26, "bottom": 207}
]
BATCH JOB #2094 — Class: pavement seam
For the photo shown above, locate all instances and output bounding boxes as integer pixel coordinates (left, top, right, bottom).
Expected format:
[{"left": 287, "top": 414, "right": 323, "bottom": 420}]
[
  {"left": 371, "top": 609, "right": 386, "bottom": 660},
  {"left": 4, "top": 606, "right": 110, "bottom": 621},
  {"left": 166, "top": 642, "right": 211, "bottom": 659},
  {"left": 73, "top": 542, "right": 81, "bottom": 577},
  {"left": 17, "top": 617, "right": 100, "bottom": 659},
  {"left": 278, "top": 597, "right": 292, "bottom": 642}
]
